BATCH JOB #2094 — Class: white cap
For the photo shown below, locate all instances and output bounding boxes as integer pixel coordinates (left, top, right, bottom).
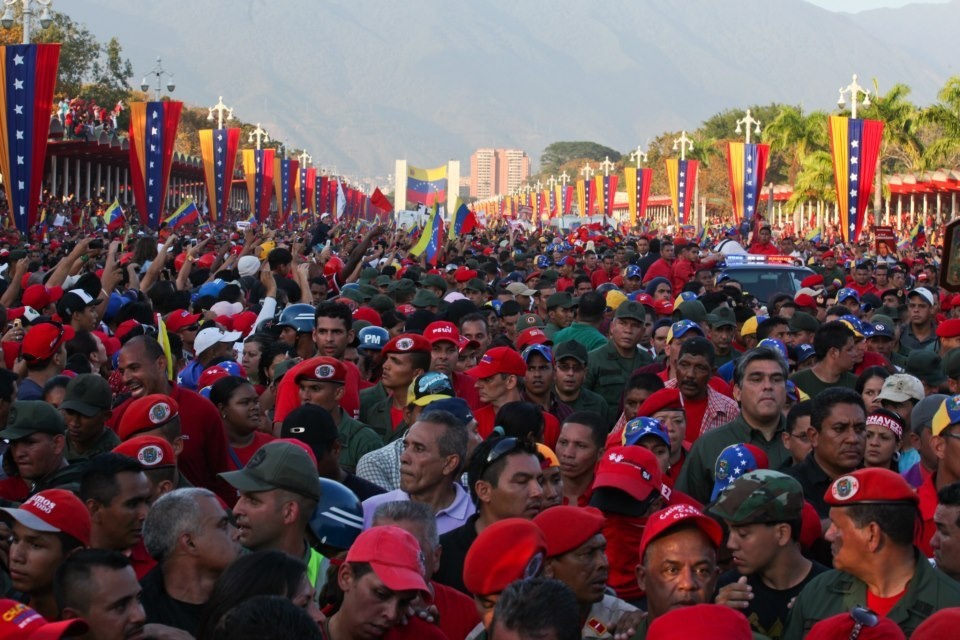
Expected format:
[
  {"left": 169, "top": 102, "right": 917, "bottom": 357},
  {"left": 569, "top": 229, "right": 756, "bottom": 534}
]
[
  {"left": 210, "top": 301, "right": 243, "bottom": 318},
  {"left": 237, "top": 255, "right": 261, "bottom": 278},
  {"left": 194, "top": 327, "right": 243, "bottom": 356},
  {"left": 908, "top": 287, "right": 935, "bottom": 306}
]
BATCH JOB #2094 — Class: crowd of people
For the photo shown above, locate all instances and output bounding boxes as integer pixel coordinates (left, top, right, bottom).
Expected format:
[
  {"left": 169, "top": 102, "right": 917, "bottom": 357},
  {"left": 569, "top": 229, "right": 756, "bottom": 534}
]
[
  {"left": 55, "top": 96, "right": 124, "bottom": 140},
  {"left": 1, "top": 213, "right": 960, "bottom": 639}
]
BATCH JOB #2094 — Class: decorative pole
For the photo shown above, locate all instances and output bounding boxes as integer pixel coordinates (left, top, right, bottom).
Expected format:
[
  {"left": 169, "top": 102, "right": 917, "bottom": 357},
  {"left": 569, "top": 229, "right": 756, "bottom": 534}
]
[
  {"left": 207, "top": 96, "right": 234, "bottom": 130},
  {"left": 297, "top": 150, "right": 312, "bottom": 167},
  {"left": 837, "top": 74, "right": 871, "bottom": 120},
  {"left": 630, "top": 145, "right": 648, "bottom": 167},
  {"left": 249, "top": 123, "right": 269, "bottom": 151},
  {"left": 735, "top": 109, "right": 762, "bottom": 145},
  {"left": 673, "top": 131, "right": 693, "bottom": 161}
]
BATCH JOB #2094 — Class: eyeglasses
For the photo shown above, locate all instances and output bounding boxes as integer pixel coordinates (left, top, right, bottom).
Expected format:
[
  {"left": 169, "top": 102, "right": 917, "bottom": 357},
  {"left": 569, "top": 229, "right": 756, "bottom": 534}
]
[
  {"left": 940, "top": 432, "right": 960, "bottom": 443},
  {"left": 556, "top": 362, "right": 585, "bottom": 373},
  {"left": 848, "top": 606, "right": 878, "bottom": 640},
  {"left": 182, "top": 324, "right": 200, "bottom": 332},
  {"left": 785, "top": 431, "right": 809, "bottom": 443}
]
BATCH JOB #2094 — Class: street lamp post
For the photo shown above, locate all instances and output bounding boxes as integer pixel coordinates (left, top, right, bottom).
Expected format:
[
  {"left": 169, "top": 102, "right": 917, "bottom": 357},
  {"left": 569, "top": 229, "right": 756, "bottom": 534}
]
[
  {"left": 837, "top": 74, "right": 871, "bottom": 119},
  {"left": 735, "top": 109, "right": 762, "bottom": 144},
  {"left": 207, "top": 96, "right": 233, "bottom": 130},
  {"left": 248, "top": 123, "right": 269, "bottom": 151},
  {"left": 673, "top": 131, "right": 693, "bottom": 161},
  {"left": 580, "top": 163, "right": 595, "bottom": 219},
  {"left": 140, "top": 56, "right": 175, "bottom": 101},
  {"left": 629, "top": 145, "right": 648, "bottom": 168},
  {"left": 1, "top": 0, "right": 53, "bottom": 45},
  {"left": 297, "top": 150, "right": 312, "bottom": 167}
]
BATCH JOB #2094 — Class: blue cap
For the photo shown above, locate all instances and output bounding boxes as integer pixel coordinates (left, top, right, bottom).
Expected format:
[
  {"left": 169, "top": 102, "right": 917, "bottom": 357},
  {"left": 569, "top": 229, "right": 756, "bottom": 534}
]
[
  {"left": 424, "top": 397, "right": 474, "bottom": 426},
  {"left": 711, "top": 443, "right": 765, "bottom": 502},
  {"left": 622, "top": 417, "right": 670, "bottom": 448},
  {"left": 198, "top": 279, "right": 228, "bottom": 299},
  {"left": 795, "top": 343, "right": 817, "bottom": 364},
  {"left": 357, "top": 326, "right": 390, "bottom": 351},
  {"left": 625, "top": 265, "right": 642, "bottom": 279},
  {"left": 104, "top": 290, "right": 137, "bottom": 321},
  {"left": 521, "top": 344, "right": 553, "bottom": 363},
  {"left": 870, "top": 320, "right": 894, "bottom": 339},
  {"left": 669, "top": 319, "right": 703, "bottom": 342},
  {"left": 536, "top": 255, "right": 551, "bottom": 269},
  {"left": 757, "top": 338, "right": 788, "bottom": 360},
  {"left": 837, "top": 288, "right": 860, "bottom": 303},
  {"left": 786, "top": 380, "right": 801, "bottom": 403}
]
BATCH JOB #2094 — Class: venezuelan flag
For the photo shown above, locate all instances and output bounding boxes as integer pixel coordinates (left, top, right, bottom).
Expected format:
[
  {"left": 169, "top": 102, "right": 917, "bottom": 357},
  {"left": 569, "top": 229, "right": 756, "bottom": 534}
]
[
  {"left": 165, "top": 199, "right": 199, "bottom": 229},
  {"left": 805, "top": 226, "right": 822, "bottom": 244},
  {"left": 410, "top": 202, "right": 444, "bottom": 266},
  {"left": 449, "top": 199, "right": 478, "bottom": 239},
  {"left": 406, "top": 165, "right": 447, "bottom": 208},
  {"left": 910, "top": 221, "right": 925, "bottom": 247},
  {"left": 828, "top": 115, "right": 884, "bottom": 244},
  {"left": 665, "top": 158, "right": 699, "bottom": 225},
  {"left": 726, "top": 142, "right": 770, "bottom": 224},
  {"left": 103, "top": 199, "right": 125, "bottom": 231}
]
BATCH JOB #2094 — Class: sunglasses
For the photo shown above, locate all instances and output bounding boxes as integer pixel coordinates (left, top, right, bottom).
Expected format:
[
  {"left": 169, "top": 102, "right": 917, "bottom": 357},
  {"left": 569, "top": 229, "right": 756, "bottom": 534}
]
[
  {"left": 848, "top": 606, "right": 878, "bottom": 640},
  {"left": 478, "top": 436, "right": 524, "bottom": 481}
]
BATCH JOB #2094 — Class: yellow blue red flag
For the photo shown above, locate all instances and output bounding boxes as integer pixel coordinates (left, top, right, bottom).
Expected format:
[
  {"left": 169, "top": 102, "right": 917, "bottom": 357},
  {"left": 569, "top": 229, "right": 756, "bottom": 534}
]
[{"left": 828, "top": 115, "right": 884, "bottom": 243}]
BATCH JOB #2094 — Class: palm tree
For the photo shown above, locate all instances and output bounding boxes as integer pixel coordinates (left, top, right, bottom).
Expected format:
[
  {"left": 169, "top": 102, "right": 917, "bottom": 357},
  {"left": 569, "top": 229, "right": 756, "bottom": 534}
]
[
  {"left": 862, "top": 81, "right": 924, "bottom": 215},
  {"left": 763, "top": 106, "right": 829, "bottom": 183},
  {"left": 922, "top": 76, "right": 960, "bottom": 169},
  {"left": 787, "top": 150, "right": 836, "bottom": 211}
]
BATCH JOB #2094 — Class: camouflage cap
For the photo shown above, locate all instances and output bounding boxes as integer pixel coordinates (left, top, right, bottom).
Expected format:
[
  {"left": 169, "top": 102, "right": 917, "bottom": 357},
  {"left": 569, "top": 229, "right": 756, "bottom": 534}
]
[{"left": 706, "top": 469, "right": 804, "bottom": 525}]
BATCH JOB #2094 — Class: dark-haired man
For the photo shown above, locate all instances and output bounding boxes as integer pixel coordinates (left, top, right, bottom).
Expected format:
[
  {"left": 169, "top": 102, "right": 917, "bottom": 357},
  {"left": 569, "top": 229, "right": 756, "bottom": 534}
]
[
  {"left": 552, "top": 291, "right": 608, "bottom": 352},
  {"left": 784, "top": 468, "right": 960, "bottom": 639},
  {"left": 668, "top": 337, "right": 739, "bottom": 441},
  {"left": 359, "top": 334, "right": 432, "bottom": 443},
  {"left": 788, "top": 321, "right": 858, "bottom": 399},
  {"left": 585, "top": 302, "right": 652, "bottom": 408},
  {"left": 56, "top": 549, "right": 148, "bottom": 640}
]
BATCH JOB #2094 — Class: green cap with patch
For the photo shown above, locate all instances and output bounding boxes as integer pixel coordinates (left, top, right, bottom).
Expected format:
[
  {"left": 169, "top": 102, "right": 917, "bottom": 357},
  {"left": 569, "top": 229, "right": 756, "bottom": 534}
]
[
  {"left": 218, "top": 440, "right": 321, "bottom": 501},
  {"left": 0, "top": 400, "right": 66, "bottom": 440},
  {"left": 518, "top": 312, "right": 544, "bottom": 328},
  {"left": 706, "top": 469, "right": 804, "bottom": 524}
]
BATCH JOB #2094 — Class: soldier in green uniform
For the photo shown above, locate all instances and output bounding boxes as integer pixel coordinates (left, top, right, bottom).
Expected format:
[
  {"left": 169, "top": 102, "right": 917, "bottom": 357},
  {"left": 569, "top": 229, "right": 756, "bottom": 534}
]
[
  {"left": 783, "top": 467, "right": 960, "bottom": 640},
  {"left": 60, "top": 374, "right": 120, "bottom": 462},
  {"left": 585, "top": 302, "right": 653, "bottom": 408},
  {"left": 0, "top": 401, "right": 86, "bottom": 499},
  {"left": 553, "top": 341, "right": 610, "bottom": 425}
]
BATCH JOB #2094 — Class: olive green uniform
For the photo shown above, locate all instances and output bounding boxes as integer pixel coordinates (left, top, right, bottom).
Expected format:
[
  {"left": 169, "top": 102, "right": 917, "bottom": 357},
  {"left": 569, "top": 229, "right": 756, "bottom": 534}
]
[
  {"left": 336, "top": 414, "right": 383, "bottom": 472},
  {"left": 585, "top": 340, "right": 652, "bottom": 408}
]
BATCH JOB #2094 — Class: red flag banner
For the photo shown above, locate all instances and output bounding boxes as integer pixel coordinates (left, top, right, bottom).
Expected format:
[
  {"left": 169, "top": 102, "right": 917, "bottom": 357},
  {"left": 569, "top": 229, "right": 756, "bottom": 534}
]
[
  {"left": 594, "top": 175, "right": 619, "bottom": 215},
  {"left": 624, "top": 167, "right": 653, "bottom": 227},
  {"left": 828, "top": 115, "right": 884, "bottom": 244},
  {"left": 665, "top": 158, "right": 698, "bottom": 225},
  {"left": 242, "top": 149, "right": 275, "bottom": 222}
]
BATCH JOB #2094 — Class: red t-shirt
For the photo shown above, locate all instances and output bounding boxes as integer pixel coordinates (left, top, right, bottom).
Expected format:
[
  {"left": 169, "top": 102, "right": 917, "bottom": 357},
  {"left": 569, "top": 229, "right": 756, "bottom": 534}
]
[
  {"left": 428, "top": 580, "right": 480, "bottom": 640},
  {"left": 225, "top": 431, "right": 275, "bottom": 471},
  {"left": 866, "top": 588, "right": 905, "bottom": 617},
  {"left": 680, "top": 395, "right": 708, "bottom": 443}
]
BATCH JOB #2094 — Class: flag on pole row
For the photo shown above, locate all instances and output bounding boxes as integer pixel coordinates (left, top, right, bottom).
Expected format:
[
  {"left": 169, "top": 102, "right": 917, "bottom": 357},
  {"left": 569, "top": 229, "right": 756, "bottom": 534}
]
[
  {"left": 242, "top": 149, "right": 275, "bottom": 223},
  {"left": 0, "top": 44, "right": 60, "bottom": 236},
  {"left": 828, "top": 115, "right": 883, "bottom": 244},
  {"left": 594, "top": 175, "right": 619, "bottom": 215},
  {"left": 129, "top": 101, "right": 183, "bottom": 229},
  {"left": 624, "top": 167, "right": 653, "bottom": 228},
  {"left": 409, "top": 202, "right": 444, "bottom": 266},
  {"left": 665, "top": 158, "right": 698, "bottom": 225},
  {"left": 273, "top": 157, "right": 299, "bottom": 224},
  {"left": 199, "top": 128, "right": 240, "bottom": 222},
  {"left": 726, "top": 142, "right": 770, "bottom": 224},
  {"left": 576, "top": 179, "right": 596, "bottom": 217}
]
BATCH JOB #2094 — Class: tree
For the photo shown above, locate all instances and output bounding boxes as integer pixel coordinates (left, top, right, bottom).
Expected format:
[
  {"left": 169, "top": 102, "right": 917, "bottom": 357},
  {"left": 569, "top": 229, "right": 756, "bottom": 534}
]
[
  {"left": 921, "top": 76, "right": 960, "bottom": 169},
  {"left": 85, "top": 37, "right": 133, "bottom": 114},
  {"left": 788, "top": 150, "right": 835, "bottom": 211},
  {"left": 861, "top": 81, "right": 923, "bottom": 216},
  {"left": 540, "top": 141, "right": 621, "bottom": 173},
  {"left": 763, "top": 106, "right": 829, "bottom": 184},
  {"left": 32, "top": 11, "right": 100, "bottom": 98}
]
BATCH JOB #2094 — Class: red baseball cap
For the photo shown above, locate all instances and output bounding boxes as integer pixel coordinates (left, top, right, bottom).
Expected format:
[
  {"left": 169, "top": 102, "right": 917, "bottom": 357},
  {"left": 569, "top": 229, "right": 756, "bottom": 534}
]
[
  {"left": 396, "top": 303, "right": 417, "bottom": 316},
  {"left": 21, "top": 284, "right": 63, "bottom": 310},
  {"left": 381, "top": 333, "right": 432, "bottom": 356},
  {"left": 346, "top": 526, "right": 429, "bottom": 595},
  {"left": 516, "top": 327, "right": 549, "bottom": 351},
  {"left": 0, "top": 600, "right": 88, "bottom": 640},
  {"left": 653, "top": 299, "right": 674, "bottom": 316},
  {"left": 638, "top": 504, "right": 724, "bottom": 563},
  {"left": 91, "top": 330, "right": 121, "bottom": 357},
  {"left": 118, "top": 394, "right": 180, "bottom": 441},
  {"left": 593, "top": 445, "right": 666, "bottom": 503},
  {"left": 353, "top": 306, "right": 382, "bottom": 327},
  {"left": 454, "top": 267, "right": 478, "bottom": 283},
  {"left": 467, "top": 346, "right": 527, "bottom": 379},
  {"left": 423, "top": 321, "right": 460, "bottom": 345},
  {"left": 533, "top": 506, "right": 605, "bottom": 558},
  {"left": 113, "top": 435, "right": 176, "bottom": 469},
  {"left": 197, "top": 365, "right": 236, "bottom": 393},
  {"left": 458, "top": 335, "right": 481, "bottom": 354},
  {"left": 21, "top": 322, "right": 74, "bottom": 361},
  {"left": 0, "top": 489, "right": 91, "bottom": 546},
  {"left": 165, "top": 309, "right": 202, "bottom": 333},
  {"left": 231, "top": 311, "right": 259, "bottom": 337},
  {"left": 463, "top": 518, "right": 546, "bottom": 596}
]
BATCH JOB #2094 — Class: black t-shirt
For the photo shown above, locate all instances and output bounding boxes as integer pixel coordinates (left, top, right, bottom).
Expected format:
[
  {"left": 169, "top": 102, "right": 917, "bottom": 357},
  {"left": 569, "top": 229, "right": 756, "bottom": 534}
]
[
  {"left": 717, "top": 560, "right": 829, "bottom": 640},
  {"left": 140, "top": 566, "right": 205, "bottom": 636},
  {"left": 342, "top": 471, "right": 385, "bottom": 501},
  {"left": 434, "top": 514, "right": 480, "bottom": 594}
]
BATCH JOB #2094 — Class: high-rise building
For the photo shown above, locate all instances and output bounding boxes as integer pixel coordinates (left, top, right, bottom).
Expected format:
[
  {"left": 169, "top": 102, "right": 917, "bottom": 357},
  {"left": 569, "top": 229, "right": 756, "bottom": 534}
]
[{"left": 469, "top": 148, "right": 530, "bottom": 198}]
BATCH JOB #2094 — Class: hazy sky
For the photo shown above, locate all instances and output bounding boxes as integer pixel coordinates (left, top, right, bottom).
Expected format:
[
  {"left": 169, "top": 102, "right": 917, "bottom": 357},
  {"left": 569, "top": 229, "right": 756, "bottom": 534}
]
[{"left": 807, "top": 0, "right": 950, "bottom": 10}]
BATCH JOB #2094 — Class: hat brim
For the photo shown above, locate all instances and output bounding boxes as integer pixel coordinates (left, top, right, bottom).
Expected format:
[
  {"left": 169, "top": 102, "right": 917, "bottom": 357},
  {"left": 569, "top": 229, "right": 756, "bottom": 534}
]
[
  {"left": 0, "top": 506, "right": 61, "bottom": 534},
  {"left": 218, "top": 469, "right": 277, "bottom": 494},
  {"left": 26, "top": 618, "right": 89, "bottom": 639},
  {"left": 592, "top": 469, "right": 656, "bottom": 502},
  {"left": 369, "top": 561, "right": 429, "bottom": 595},
  {"left": 0, "top": 425, "right": 42, "bottom": 440},
  {"left": 412, "top": 393, "right": 453, "bottom": 407},
  {"left": 59, "top": 399, "right": 105, "bottom": 417}
]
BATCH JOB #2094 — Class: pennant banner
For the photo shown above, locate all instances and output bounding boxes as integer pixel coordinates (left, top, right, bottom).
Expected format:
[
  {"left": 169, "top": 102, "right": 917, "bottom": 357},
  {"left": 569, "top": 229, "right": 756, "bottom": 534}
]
[
  {"left": 128, "top": 101, "right": 182, "bottom": 229},
  {"left": 726, "top": 142, "right": 770, "bottom": 225},
  {"left": 624, "top": 167, "right": 653, "bottom": 228},
  {"left": 576, "top": 179, "right": 596, "bottom": 217},
  {"left": 199, "top": 128, "right": 239, "bottom": 222},
  {"left": 301, "top": 167, "right": 316, "bottom": 217},
  {"left": 0, "top": 44, "right": 59, "bottom": 235},
  {"left": 314, "top": 174, "right": 325, "bottom": 216},
  {"left": 665, "top": 158, "right": 699, "bottom": 225},
  {"left": 242, "top": 149, "right": 275, "bottom": 222},
  {"left": 406, "top": 164, "right": 447, "bottom": 209},
  {"left": 273, "top": 158, "right": 299, "bottom": 224},
  {"left": 828, "top": 115, "right": 884, "bottom": 244},
  {"left": 594, "top": 175, "right": 619, "bottom": 215}
]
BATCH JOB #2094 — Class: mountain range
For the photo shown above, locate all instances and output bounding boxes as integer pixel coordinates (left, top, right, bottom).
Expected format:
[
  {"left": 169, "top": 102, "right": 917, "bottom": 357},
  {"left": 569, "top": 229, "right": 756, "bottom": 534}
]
[{"left": 66, "top": 0, "right": 960, "bottom": 180}]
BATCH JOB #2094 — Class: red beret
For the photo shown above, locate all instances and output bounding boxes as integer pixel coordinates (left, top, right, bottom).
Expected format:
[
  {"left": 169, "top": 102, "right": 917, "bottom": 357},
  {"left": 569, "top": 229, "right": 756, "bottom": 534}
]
[
  {"left": 118, "top": 394, "right": 180, "bottom": 441},
  {"left": 793, "top": 293, "right": 818, "bottom": 311},
  {"left": 454, "top": 267, "right": 478, "bottom": 283},
  {"left": 806, "top": 611, "right": 905, "bottom": 640},
  {"left": 533, "top": 506, "right": 605, "bottom": 557},
  {"left": 824, "top": 467, "right": 918, "bottom": 507},
  {"left": 197, "top": 365, "right": 235, "bottom": 393},
  {"left": 638, "top": 504, "right": 723, "bottom": 563},
  {"left": 912, "top": 608, "right": 960, "bottom": 639},
  {"left": 801, "top": 274, "right": 824, "bottom": 289},
  {"left": 936, "top": 318, "right": 960, "bottom": 339},
  {"left": 647, "top": 604, "right": 753, "bottom": 640},
  {"left": 381, "top": 333, "right": 432, "bottom": 356},
  {"left": 821, "top": 250, "right": 835, "bottom": 260},
  {"left": 463, "top": 518, "right": 546, "bottom": 596},
  {"left": 637, "top": 388, "right": 683, "bottom": 417},
  {"left": 353, "top": 306, "right": 383, "bottom": 327},
  {"left": 113, "top": 435, "right": 176, "bottom": 469},
  {"left": 294, "top": 356, "right": 346, "bottom": 384}
]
